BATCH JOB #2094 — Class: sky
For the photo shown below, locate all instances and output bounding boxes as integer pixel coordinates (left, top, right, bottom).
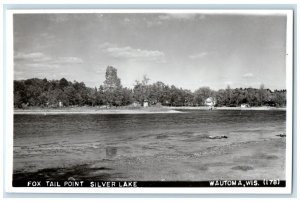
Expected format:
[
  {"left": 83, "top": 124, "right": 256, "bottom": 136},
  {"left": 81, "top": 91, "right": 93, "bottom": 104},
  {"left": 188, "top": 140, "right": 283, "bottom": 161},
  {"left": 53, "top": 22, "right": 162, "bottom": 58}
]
[{"left": 13, "top": 12, "right": 287, "bottom": 91}]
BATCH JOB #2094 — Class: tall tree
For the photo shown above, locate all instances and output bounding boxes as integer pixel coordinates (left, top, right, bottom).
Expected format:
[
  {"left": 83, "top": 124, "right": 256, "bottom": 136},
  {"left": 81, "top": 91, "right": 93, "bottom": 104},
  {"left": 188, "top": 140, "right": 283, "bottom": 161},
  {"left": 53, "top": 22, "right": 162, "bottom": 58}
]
[
  {"left": 258, "top": 84, "right": 267, "bottom": 106},
  {"left": 59, "top": 78, "right": 69, "bottom": 90},
  {"left": 225, "top": 85, "right": 232, "bottom": 106},
  {"left": 103, "top": 66, "right": 123, "bottom": 107},
  {"left": 103, "top": 66, "right": 122, "bottom": 91},
  {"left": 133, "top": 75, "right": 151, "bottom": 104},
  {"left": 193, "top": 87, "right": 213, "bottom": 106}
]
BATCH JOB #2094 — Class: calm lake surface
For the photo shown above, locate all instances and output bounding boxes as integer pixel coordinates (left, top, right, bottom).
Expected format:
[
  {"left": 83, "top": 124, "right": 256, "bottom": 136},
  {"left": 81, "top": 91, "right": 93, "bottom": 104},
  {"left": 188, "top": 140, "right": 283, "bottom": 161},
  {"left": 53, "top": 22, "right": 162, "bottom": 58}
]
[{"left": 13, "top": 110, "right": 286, "bottom": 181}]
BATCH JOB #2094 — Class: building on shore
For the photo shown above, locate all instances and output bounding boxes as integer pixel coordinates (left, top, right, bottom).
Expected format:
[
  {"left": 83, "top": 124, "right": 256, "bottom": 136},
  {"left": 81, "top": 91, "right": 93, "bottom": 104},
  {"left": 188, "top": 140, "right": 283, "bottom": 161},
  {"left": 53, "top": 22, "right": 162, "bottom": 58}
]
[
  {"left": 58, "top": 101, "right": 63, "bottom": 107},
  {"left": 241, "top": 103, "right": 250, "bottom": 108},
  {"left": 204, "top": 97, "right": 216, "bottom": 107},
  {"left": 143, "top": 100, "right": 149, "bottom": 107}
]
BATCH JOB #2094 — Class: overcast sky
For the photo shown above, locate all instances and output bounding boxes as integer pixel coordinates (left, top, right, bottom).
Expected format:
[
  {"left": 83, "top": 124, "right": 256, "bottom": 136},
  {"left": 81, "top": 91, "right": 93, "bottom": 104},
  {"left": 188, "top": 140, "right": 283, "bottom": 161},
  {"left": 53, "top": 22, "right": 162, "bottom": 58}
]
[{"left": 14, "top": 12, "right": 287, "bottom": 91}]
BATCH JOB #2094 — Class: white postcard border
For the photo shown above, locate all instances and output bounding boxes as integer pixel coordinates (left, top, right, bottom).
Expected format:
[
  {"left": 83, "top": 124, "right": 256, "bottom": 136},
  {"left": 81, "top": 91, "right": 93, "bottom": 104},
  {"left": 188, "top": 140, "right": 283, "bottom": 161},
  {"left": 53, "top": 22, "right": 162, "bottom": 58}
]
[{"left": 4, "top": 8, "right": 294, "bottom": 195}]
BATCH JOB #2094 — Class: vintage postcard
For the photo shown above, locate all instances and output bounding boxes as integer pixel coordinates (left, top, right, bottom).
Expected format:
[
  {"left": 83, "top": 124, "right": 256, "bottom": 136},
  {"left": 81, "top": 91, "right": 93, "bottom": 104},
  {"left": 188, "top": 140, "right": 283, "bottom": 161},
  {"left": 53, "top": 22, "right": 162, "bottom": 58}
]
[{"left": 4, "top": 9, "right": 293, "bottom": 194}]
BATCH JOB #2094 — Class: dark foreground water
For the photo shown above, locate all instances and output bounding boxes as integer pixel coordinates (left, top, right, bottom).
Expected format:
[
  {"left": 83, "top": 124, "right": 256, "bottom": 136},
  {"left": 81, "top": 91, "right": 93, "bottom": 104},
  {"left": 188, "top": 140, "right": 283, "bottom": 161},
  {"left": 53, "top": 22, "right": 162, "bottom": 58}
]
[{"left": 13, "top": 110, "right": 286, "bottom": 182}]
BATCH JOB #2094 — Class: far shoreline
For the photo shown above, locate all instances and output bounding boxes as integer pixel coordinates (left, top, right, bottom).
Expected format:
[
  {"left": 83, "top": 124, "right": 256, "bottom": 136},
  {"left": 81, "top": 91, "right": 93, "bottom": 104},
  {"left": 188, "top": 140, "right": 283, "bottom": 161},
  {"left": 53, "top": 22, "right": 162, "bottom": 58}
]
[
  {"left": 169, "top": 106, "right": 286, "bottom": 111},
  {"left": 14, "top": 106, "right": 286, "bottom": 115}
]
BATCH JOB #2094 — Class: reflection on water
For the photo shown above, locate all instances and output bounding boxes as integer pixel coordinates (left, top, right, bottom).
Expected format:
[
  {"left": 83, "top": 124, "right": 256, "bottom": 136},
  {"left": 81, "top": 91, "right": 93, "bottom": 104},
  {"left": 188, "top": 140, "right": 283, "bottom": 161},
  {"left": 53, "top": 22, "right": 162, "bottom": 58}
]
[
  {"left": 106, "top": 147, "right": 117, "bottom": 159},
  {"left": 13, "top": 110, "right": 286, "bottom": 180}
]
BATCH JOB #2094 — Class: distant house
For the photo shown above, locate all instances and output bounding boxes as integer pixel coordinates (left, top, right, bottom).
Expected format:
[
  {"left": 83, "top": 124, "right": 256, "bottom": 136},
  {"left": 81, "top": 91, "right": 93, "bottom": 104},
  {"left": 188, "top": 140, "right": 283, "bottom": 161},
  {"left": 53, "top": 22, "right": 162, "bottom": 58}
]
[
  {"left": 132, "top": 101, "right": 140, "bottom": 107},
  {"left": 204, "top": 97, "right": 216, "bottom": 107},
  {"left": 143, "top": 100, "right": 149, "bottom": 107},
  {"left": 241, "top": 103, "right": 250, "bottom": 108}
]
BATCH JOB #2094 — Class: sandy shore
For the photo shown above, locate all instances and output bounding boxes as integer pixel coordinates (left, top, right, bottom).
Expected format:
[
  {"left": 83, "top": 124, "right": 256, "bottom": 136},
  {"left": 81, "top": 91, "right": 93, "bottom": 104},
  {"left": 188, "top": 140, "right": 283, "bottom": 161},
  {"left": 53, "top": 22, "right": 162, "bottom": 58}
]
[
  {"left": 14, "top": 108, "right": 183, "bottom": 115},
  {"left": 169, "top": 106, "right": 286, "bottom": 111},
  {"left": 14, "top": 106, "right": 286, "bottom": 115}
]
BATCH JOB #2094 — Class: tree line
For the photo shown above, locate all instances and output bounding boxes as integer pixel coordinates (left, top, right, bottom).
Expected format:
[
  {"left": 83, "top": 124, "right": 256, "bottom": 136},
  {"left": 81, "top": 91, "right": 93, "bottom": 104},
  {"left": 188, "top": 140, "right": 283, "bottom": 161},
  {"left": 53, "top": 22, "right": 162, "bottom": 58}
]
[{"left": 14, "top": 66, "right": 286, "bottom": 108}]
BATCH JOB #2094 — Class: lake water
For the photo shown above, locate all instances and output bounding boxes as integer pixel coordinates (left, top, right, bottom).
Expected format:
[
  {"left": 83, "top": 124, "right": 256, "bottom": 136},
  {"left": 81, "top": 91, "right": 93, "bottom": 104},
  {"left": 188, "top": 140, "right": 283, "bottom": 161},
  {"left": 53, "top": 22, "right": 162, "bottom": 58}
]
[{"left": 13, "top": 110, "right": 286, "bottom": 181}]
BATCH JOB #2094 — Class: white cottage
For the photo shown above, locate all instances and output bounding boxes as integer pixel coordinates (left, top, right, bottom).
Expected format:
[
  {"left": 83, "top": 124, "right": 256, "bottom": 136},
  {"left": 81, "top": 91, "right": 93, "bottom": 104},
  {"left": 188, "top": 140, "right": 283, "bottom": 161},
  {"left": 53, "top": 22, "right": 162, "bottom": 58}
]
[
  {"left": 143, "top": 100, "right": 149, "bottom": 107},
  {"left": 241, "top": 103, "right": 250, "bottom": 108},
  {"left": 204, "top": 97, "right": 216, "bottom": 107}
]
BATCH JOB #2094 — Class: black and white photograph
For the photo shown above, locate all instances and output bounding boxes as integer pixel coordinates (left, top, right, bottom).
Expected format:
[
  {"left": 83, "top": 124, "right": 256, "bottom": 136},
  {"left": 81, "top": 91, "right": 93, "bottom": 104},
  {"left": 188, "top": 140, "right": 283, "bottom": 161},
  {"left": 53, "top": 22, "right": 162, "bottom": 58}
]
[{"left": 6, "top": 9, "right": 293, "bottom": 193}]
